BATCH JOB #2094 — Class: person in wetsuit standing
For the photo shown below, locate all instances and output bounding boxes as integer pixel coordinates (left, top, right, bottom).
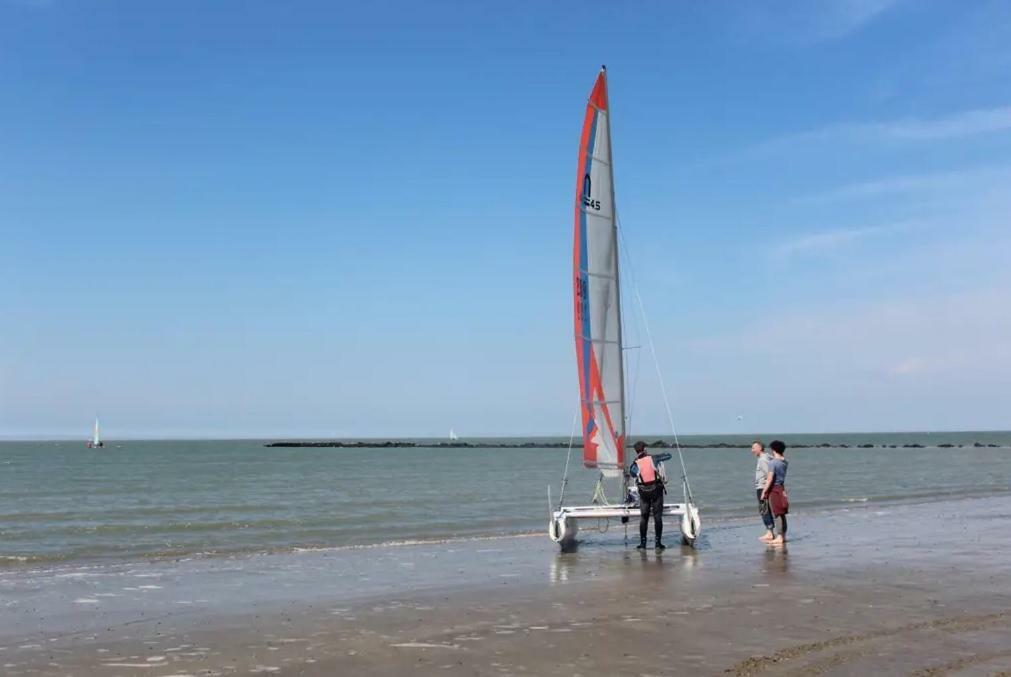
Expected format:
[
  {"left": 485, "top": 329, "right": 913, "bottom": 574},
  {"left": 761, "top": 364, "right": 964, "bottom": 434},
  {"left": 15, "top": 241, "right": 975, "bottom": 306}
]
[{"left": 630, "top": 441, "right": 667, "bottom": 550}]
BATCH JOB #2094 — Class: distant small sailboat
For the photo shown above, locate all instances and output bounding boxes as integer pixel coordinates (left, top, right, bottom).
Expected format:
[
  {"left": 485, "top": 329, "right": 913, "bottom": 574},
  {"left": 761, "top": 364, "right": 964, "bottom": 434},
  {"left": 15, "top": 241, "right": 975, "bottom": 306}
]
[
  {"left": 449, "top": 428, "right": 459, "bottom": 441},
  {"left": 86, "top": 417, "right": 104, "bottom": 448}
]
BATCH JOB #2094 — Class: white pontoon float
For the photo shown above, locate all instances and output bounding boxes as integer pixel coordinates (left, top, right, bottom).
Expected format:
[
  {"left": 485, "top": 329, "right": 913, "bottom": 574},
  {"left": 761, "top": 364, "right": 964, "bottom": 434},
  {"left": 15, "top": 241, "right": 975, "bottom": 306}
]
[{"left": 549, "top": 66, "right": 701, "bottom": 549}]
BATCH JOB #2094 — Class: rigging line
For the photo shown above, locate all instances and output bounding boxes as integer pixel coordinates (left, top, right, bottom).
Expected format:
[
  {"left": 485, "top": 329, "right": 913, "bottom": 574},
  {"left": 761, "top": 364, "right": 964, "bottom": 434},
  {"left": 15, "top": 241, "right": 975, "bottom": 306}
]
[
  {"left": 625, "top": 346, "right": 639, "bottom": 440},
  {"left": 615, "top": 215, "right": 694, "bottom": 504},
  {"left": 630, "top": 342, "right": 642, "bottom": 439},
  {"left": 619, "top": 231, "right": 643, "bottom": 442},
  {"left": 591, "top": 473, "right": 612, "bottom": 505},
  {"left": 617, "top": 221, "right": 635, "bottom": 442},
  {"left": 557, "top": 408, "right": 579, "bottom": 509}
]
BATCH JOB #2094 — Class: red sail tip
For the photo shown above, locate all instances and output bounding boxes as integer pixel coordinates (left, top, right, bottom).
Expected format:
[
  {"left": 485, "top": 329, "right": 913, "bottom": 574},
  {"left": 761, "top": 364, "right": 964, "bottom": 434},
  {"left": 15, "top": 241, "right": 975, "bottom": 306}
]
[{"left": 589, "top": 72, "right": 607, "bottom": 110}]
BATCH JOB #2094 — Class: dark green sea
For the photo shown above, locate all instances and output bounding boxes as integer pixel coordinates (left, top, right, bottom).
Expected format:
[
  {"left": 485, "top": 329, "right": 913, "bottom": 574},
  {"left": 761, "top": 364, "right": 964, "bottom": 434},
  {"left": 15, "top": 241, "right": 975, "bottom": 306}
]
[{"left": 1, "top": 432, "right": 1009, "bottom": 568}]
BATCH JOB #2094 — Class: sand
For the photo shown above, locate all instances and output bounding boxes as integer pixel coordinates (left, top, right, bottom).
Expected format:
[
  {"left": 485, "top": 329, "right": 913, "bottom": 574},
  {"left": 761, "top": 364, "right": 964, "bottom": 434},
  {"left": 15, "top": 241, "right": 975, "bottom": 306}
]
[{"left": 3, "top": 495, "right": 1011, "bottom": 675}]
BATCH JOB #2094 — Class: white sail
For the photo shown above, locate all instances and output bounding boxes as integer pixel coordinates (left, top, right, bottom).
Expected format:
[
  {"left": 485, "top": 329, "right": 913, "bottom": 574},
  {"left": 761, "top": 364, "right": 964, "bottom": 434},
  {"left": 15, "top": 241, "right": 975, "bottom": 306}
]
[
  {"left": 573, "top": 67, "right": 625, "bottom": 477},
  {"left": 92, "top": 418, "right": 101, "bottom": 446},
  {"left": 449, "top": 428, "right": 459, "bottom": 441}
]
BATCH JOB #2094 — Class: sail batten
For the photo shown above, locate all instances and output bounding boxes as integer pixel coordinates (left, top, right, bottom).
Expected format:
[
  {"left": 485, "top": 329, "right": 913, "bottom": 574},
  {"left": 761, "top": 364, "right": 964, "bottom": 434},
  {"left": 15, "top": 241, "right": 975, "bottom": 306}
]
[
  {"left": 577, "top": 338, "right": 621, "bottom": 346},
  {"left": 573, "top": 68, "right": 625, "bottom": 473}
]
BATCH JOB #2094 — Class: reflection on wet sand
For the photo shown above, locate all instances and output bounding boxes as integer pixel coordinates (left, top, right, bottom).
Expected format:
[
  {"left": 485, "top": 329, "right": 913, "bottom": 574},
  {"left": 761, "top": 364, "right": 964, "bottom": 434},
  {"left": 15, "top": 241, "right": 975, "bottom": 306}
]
[
  {"left": 549, "top": 541, "right": 701, "bottom": 585},
  {"left": 762, "top": 544, "right": 790, "bottom": 576}
]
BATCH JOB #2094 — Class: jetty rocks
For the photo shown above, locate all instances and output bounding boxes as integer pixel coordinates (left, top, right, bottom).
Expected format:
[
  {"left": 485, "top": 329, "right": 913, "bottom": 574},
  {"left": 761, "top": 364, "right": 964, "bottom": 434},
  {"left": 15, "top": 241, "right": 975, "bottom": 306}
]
[{"left": 265, "top": 440, "right": 1006, "bottom": 450}]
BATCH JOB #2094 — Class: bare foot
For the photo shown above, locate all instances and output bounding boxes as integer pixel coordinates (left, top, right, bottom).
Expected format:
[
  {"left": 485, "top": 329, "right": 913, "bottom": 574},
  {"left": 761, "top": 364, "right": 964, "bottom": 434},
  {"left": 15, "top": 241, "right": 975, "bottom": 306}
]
[
  {"left": 759, "top": 532, "right": 774, "bottom": 542},
  {"left": 768, "top": 537, "right": 786, "bottom": 547}
]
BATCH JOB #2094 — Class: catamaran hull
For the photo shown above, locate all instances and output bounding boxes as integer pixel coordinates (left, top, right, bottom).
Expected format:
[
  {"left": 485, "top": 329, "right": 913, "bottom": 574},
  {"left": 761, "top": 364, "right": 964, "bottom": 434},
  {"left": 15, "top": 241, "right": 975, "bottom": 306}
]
[
  {"left": 548, "top": 513, "right": 578, "bottom": 546},
  {"left": 549, "top": 503, "right": 701, "bottom": 548}
]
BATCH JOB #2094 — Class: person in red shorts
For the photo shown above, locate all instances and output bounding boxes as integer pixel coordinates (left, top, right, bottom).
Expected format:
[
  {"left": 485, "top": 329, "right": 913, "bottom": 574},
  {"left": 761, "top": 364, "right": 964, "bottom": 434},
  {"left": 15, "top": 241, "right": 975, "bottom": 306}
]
[{"left": 760, "top": 440, "right": 789, "bottom": 546}]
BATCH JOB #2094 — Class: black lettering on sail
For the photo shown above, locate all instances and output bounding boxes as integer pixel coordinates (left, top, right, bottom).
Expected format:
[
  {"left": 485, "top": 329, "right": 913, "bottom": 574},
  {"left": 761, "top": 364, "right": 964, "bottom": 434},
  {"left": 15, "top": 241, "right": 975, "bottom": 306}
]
[{"left": 581, "top": 174, "right": 601, "bottom": 210}]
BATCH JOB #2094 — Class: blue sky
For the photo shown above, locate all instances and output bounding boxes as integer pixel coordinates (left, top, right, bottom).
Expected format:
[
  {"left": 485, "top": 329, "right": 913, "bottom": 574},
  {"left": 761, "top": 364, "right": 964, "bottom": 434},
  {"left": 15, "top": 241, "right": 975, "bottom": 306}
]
[{"left": 2, "top": 1, "right": 1009, "bottom": 438}]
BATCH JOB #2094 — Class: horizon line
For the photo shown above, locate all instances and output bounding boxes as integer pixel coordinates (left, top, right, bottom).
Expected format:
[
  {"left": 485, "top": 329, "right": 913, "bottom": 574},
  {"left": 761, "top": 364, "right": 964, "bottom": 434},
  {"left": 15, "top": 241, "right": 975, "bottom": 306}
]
[{"left": 2, "top": 428, "right": 1009, "bottom": 443}]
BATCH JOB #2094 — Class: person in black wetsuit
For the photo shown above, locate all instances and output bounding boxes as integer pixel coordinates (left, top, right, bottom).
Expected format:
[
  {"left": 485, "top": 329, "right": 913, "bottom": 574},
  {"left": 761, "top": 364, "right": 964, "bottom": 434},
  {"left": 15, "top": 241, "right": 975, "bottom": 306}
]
[{"left": 630, "top": 441, "right": 667, "bottom": 550}]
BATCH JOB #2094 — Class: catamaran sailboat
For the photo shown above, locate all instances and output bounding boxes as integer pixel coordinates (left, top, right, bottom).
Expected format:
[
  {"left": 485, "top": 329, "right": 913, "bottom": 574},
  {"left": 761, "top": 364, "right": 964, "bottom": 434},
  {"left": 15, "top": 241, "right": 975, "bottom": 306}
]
[
  {"left": 86, "top": 417, "right": 104, "bottom": 448},
  {"left": 549, "top": 67, "right": 701, "bottom": 549}
]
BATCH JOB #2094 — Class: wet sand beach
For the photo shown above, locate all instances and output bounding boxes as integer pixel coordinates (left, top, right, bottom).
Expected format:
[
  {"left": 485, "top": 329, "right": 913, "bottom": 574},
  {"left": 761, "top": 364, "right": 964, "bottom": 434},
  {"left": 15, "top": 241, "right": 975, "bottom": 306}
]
[{"left": 3, "top": 495, "right": 1011, "bottom": 676}]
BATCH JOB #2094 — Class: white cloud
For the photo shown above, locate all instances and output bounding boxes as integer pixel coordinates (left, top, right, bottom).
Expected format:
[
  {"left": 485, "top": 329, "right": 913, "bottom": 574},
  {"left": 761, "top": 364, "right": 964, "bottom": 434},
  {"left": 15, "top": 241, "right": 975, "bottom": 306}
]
[
  {"left": 812, "top": 0, "right": 905, "bottom": 40},
  {"left": 822, "top": 106, "right": 1011, "bottom": 143},
  {"left": 666, "top": 219, "right": 1011, "bottom": 432},
  {"left": 739, "top": 106, "right": 1011, "bottom": 164},
  {"left": 771, "top": 222, "right": 910, "bottom": 259},
  {"left": 877, "top": 106, "right": 1011, "bottom": 140},
  {"left": 796, "top": 165, "right": 1011, "bottom": 205},
  {"left": 736, "top": 0, "right": 904, "bottom": 43},
  {"left": 888, "top": 357, "right": 926, "bottom": 377},
  {"left": 685, "top": 280, "right": 1011, "bottom": 418}
]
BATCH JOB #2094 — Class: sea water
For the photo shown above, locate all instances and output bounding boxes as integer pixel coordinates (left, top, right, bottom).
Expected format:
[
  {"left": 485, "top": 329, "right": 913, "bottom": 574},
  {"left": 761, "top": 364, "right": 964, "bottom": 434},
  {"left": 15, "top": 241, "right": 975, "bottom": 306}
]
[{"left": 1, "top": 432, "right": 1009, "bottom": 568}]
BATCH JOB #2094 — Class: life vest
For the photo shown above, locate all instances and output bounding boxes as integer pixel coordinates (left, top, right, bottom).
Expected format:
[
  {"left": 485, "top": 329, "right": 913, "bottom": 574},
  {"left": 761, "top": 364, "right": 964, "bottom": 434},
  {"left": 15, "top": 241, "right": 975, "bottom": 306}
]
[{"left": 634, "top": 455, "right": 657, "bottom": 485}]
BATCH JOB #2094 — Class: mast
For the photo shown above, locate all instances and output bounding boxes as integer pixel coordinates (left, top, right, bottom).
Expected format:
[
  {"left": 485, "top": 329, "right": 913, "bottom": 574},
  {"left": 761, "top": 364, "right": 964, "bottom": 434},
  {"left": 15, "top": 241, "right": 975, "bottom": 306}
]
[{"left": 600, "top": 66, "right": 629, "bottom": 486}]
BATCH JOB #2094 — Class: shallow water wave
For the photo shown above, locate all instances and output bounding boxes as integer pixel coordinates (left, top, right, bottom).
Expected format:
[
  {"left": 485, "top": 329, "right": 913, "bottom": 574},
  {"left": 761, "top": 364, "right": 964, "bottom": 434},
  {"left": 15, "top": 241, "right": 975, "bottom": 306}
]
[
  {"left": 700, "top": 484, "right": 1011, "bottom": 516},
  {"left": 0, "top": 434, "right": 1009, "bottom": 568}
]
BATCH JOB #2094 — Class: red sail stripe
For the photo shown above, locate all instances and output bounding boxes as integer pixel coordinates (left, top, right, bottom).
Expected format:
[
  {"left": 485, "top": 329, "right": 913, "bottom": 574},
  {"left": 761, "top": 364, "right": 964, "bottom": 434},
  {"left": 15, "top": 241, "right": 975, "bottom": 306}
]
[
  {"left": 588, "top": 348, "right": 623, "bottom": 468},
  {"left": 573, "top": 99, "right": 596, "bottom": 467}
]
